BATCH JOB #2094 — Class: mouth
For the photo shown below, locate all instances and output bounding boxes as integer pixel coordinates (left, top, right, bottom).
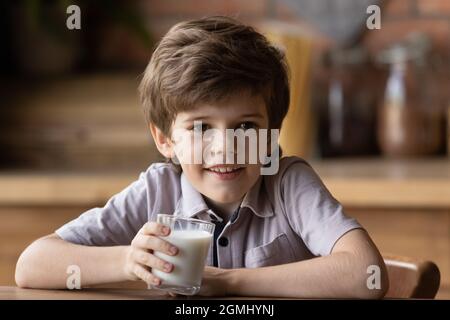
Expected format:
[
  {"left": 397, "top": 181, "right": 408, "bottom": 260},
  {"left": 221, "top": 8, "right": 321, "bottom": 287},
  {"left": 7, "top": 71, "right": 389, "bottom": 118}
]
[{"left": 204, "top": 165, "right": 245, "bottom": 180}]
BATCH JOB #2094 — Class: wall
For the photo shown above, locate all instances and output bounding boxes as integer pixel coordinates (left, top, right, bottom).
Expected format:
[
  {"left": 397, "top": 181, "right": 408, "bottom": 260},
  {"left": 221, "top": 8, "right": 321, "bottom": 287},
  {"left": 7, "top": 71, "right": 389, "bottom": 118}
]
[{"left": 138, "top": 0, "right": 450, "bottom": 54}]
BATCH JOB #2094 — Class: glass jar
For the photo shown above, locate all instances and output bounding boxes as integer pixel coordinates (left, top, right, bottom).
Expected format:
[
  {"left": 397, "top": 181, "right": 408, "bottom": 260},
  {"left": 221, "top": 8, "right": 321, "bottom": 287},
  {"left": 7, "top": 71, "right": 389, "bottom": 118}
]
[
  {"left": 314, "top": 46, "right": 381, "bottom": 157},
  {"left": 376, "top": 33, "right": 444, "bottom": 157}
]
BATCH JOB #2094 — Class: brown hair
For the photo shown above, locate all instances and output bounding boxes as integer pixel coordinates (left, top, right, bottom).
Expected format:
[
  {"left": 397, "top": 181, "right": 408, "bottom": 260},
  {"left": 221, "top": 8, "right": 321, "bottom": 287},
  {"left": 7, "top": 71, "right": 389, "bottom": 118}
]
[{"left": 139, "top": 16, "right": 290, "bottom": 136}]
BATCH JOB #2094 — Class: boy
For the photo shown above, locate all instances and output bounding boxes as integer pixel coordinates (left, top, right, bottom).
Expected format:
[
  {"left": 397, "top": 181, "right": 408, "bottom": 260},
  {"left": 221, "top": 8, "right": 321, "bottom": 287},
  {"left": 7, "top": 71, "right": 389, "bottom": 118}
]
[{"left": 15, "top": 16, "right": 388, "bottom": 298}]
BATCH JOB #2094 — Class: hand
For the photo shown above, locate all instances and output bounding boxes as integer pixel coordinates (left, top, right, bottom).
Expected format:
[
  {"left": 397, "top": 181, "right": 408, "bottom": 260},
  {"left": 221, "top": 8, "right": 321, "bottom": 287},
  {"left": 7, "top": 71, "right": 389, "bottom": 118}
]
[
  {"left": 198, "top": 266, "right": 232, "bottom": 296},
  {"left": 122, "top": 222, "right": 179, "bottom": 286}
]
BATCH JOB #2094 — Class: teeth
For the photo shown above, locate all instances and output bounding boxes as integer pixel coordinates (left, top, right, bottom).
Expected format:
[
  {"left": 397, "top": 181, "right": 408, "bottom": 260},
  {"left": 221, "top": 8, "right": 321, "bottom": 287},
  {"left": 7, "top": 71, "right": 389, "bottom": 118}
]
[{"left": 208, "top": 166, "right": 242, "bottom": 173}]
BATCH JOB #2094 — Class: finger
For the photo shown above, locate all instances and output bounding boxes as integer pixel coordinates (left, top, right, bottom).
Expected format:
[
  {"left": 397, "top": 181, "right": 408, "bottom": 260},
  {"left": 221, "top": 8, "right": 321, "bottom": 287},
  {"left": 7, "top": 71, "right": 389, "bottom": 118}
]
[
  {"left": 133, "top": 249, "right": 173, "bottom": 273},
  {"left": 132, "top": 235, "right": 178, "bottom": 256},
  {"left": 139, "top": 222, "right": 170, "bottom": 236},
  {"left": 132, "top": 264, "right": 160, "bottom": 286}
]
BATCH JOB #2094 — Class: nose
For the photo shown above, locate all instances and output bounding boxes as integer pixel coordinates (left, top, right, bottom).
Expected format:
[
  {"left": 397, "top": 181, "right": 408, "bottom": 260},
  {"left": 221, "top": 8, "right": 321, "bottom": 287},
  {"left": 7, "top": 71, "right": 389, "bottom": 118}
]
[
  {"left": 203, "top": 129, "right": 236, "bottom": 164},
  {"left": 210, "top": 130, "right": 225, "bottom": 154}
]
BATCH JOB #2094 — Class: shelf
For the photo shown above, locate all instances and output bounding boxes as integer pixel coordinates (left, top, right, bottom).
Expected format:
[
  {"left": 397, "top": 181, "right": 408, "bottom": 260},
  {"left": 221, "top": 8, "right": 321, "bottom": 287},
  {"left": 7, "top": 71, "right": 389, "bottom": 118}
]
[
  {"left": 312, "top": 158, "right": 450, "bottom": 208},
  {"left": 0, "top": 158, "right": 449, "bottom": 208},
  {"left": 0, "top": 171, "right": 137, "bottom": 206}
]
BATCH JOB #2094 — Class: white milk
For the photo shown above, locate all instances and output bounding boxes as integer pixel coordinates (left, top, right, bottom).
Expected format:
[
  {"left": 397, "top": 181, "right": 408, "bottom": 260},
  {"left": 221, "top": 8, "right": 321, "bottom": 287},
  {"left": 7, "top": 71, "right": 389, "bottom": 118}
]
[{"left": 153, "top": 230, "right": 212, "bottom": 288}]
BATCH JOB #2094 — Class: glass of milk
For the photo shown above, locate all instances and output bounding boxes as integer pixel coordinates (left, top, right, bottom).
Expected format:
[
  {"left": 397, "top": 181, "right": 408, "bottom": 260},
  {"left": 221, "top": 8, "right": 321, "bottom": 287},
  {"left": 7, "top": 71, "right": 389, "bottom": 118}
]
[{"left": 150, "top": 214, "right": 215, "bottom": 295}]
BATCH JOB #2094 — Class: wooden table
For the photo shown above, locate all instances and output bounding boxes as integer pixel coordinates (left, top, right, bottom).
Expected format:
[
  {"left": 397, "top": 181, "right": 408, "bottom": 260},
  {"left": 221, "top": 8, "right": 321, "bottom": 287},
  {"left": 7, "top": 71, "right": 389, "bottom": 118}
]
[
  {"left": 0, "top": 286, "right": 278, "bottom": 300},
  {"left": 1, "top": 286, "right": 169, "bottom": 300},
  {"left": 0, "top": 286, "right": 250, "bottom": 300}
]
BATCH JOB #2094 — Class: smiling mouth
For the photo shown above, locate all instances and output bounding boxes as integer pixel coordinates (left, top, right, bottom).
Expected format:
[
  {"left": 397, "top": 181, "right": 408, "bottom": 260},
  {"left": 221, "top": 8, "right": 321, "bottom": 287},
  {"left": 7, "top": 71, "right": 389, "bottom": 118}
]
[
  {"left": 204, "top": 165, "right": 245, "bottom": 180},
  {"left": 205, "top": 165, "right": 245, "bottom": 173}
]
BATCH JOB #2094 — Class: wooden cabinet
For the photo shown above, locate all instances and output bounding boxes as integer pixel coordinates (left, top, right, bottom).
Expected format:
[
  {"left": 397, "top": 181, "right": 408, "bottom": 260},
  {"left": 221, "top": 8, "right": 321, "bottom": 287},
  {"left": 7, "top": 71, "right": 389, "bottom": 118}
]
[{"left": 0, "top": 206, "right": 84, "bottom": 286}]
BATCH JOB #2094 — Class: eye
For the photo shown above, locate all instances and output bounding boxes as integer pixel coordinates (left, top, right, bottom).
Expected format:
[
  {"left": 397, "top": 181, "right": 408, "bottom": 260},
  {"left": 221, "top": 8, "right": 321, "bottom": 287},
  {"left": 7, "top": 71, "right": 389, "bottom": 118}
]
[
  {"left": 191, "top": 122, "right": 210, "bottom": 132},
  {"left": 238, "top": 122, "right": 257, "bottom": 131}
]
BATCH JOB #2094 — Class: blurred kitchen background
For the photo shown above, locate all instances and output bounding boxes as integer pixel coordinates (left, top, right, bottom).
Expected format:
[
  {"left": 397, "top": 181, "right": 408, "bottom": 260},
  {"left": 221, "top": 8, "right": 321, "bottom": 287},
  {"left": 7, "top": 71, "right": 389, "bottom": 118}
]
[{"left": 0, "top": 0, "right": 449, "bottom": 298}]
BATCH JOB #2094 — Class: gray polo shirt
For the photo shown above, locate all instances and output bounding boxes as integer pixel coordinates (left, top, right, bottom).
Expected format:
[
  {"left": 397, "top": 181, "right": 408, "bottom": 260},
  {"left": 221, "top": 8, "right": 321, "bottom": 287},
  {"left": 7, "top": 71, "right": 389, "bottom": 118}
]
[{"left": 55, "top": 156, "right": 362, "bottom": 269}]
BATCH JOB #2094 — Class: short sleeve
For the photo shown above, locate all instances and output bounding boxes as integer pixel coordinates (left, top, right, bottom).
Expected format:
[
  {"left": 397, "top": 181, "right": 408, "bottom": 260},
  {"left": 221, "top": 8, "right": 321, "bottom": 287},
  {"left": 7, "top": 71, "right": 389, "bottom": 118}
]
[
  {"left": 281, "top": 160, "right": 362, "bottom": 256},
  {"left": 55, "top": 171, "right": 152, "bottom": 246}
]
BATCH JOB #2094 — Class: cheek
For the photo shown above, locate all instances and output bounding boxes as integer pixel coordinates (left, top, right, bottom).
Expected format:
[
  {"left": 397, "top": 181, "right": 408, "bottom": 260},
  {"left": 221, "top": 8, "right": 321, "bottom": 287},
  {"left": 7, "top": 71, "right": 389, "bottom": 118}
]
[
  {"left": 246, "top": 165, "right": 262, "bottom": 179},
  {"left": 180, "top": 164, "right": 204, "bottom": 181},
  {"left": 236, "top": 132, "right": 272, "bottom": 165},
  {"left": 172, "top": 132, "right": 199, "bottom": 164}
]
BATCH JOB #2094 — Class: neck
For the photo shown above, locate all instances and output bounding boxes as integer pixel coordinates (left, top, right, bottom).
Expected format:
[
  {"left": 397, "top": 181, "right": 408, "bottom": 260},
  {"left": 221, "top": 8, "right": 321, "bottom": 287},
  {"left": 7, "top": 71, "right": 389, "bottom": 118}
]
[{"left": 203, "top": 196, "right": 243, "bottom": 221}]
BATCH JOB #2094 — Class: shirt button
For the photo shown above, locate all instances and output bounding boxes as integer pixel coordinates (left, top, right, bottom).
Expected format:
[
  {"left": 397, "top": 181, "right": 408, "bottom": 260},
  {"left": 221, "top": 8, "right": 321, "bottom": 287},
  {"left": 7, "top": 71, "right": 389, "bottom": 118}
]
[{"left": 218, "top": 237, "right": 229, "bottom": 247}]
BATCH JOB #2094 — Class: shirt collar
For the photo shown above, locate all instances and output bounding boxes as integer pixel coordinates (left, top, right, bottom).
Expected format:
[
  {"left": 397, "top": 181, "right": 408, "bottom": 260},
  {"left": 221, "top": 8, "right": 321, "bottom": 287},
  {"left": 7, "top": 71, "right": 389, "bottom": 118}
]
[
  {"left": 175, "top": 172, "right": 274, "bottom": 221},
  {"left": 175, "top": 173, "right": 223, "bottom": 222},
  {"left": 240, "top": 175, "right": 274, "bottom": 218}
]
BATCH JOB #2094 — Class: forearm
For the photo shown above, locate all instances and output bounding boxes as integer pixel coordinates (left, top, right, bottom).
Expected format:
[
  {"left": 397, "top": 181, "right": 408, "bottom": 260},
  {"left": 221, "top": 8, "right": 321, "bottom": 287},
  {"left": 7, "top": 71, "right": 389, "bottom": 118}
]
[
  {"left": 226, "top": 251, "right": 387, "bottom": 299},
  {"left": 15, "top": 234, "right": 128, "bottom": 289}
]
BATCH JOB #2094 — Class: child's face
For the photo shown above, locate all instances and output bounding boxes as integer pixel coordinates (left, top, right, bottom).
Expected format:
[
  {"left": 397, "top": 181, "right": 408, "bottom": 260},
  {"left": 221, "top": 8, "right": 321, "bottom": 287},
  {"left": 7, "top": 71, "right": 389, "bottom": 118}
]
[{"left": 170, "top": 92, "right": 269, "bottom": 204}]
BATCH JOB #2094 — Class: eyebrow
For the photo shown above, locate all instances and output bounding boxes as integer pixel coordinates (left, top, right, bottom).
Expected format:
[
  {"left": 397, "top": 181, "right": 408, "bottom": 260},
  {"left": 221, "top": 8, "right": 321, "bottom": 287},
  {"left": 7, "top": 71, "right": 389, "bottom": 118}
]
[
  {"left": 240, "top": 113, "right": 265, "bottom": 119},
  {"left": 182, "top": 113, "right": 265, "bottom": 123},
  {"left": 182, "top": 115, "right": 210, "bottom": 123}
]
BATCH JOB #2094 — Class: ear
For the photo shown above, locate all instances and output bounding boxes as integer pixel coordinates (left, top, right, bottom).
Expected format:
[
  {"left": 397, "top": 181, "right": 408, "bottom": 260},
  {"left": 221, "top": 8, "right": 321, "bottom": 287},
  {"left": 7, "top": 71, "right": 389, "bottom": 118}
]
[{"left": 149, "top": 123, "right": 174, "bottom": 159}]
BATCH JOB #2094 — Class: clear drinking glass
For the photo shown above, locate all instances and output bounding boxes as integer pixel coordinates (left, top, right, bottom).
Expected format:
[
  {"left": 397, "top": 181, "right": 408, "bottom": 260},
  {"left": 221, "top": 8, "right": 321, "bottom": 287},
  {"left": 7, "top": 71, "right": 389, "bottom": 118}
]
[{"left": 150, "top": 214, "right": 215, "bottom": 295}]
